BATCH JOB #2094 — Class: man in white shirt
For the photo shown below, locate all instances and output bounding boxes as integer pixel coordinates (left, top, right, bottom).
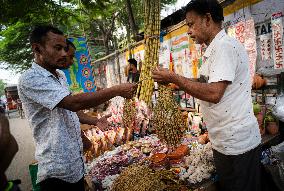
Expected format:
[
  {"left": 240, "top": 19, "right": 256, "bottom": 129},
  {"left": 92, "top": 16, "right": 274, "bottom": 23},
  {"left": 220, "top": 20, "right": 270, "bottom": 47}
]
[{"left": 152, "top": 0, "right": 261, "bottom": 190}]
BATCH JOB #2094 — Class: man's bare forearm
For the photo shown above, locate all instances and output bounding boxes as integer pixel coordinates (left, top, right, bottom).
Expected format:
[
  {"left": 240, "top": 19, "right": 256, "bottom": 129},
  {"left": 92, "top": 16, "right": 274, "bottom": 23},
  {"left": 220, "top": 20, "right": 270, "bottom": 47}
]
[
  {"left": 58, "top": 86, "right": 120, "bottom": 111},
  {"left": 171, "top": 74, "right": 227, "bottom": 104},
  {"left": 188, "top": 78, "right": 199, "bottom": 82}
]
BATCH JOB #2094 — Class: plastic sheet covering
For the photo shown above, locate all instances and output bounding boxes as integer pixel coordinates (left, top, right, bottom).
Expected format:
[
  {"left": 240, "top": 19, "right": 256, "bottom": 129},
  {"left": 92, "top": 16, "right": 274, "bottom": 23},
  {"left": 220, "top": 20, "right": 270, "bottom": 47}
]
[
  {"left": 273, "top": 94, "right": 284, "bottom": 122},
  {"left": 272, "top": 142, "right": 284, "bottom": 161},
  {"left": 265, "top": 142, "right": 284, "bottom": 191},
  {"left": 265, "top": 162, "right": 284, "bottom": 191}
]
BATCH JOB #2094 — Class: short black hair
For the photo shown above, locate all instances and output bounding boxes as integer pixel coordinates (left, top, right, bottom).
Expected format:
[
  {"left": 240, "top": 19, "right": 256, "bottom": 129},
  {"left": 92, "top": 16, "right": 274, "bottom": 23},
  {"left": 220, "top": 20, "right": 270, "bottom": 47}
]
[
  {"left": 128, "top": 58, "right": 137, "bottom": 68},
  {"left": 66, "top": 39, "right": 76, "bottom": 50},
  {"left": 30, "top": 25, "right": 64, "bottom": 45},
  {"left": 184, "top": 0, "right": 224, "bottom": 23}
]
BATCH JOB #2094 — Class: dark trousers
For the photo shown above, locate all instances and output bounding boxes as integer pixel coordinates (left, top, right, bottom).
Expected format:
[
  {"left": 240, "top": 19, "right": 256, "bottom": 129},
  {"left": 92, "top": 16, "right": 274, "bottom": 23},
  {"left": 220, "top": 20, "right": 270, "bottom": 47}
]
[
  {"left": 39, "top": 177, "right": 84, "bottom": 191},
  {"left": 213, "top": 146, "right": 261, "bottom": 191}
]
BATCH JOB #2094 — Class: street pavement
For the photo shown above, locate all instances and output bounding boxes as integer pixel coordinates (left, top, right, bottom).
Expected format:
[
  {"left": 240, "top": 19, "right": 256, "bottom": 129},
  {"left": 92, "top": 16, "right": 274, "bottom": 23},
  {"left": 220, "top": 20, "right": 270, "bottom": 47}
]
[{"left": 5, "top": 111, "right": 35, "bottom": 191}]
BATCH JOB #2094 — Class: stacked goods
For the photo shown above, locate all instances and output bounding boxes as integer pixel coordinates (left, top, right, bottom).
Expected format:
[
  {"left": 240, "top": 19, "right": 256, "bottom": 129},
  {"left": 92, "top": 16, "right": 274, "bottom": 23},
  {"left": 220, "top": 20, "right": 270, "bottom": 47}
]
[
  {"left": 149, "top": 145, "right": 189, "bottom": 169},
  {"left": 152, "top": 85, "right": 186, "bottom": 148},
  {"left": 179, "top": 142, "right": 215, "bottom": 184},
  {"left": 90, "top": 150, "right": 130, "bottom": 183},
  {"left": 197, "top": 132, "right": 209, "bottom": 144},
  {"left": 111, "top": 164, "right": 183, "bottom": 191},
  {"left": 87, "top": 135, "right": 168, "bottom": 189},
  {"left": 167, "top": 145, "right": 189, "bottom": 165},
  {"left": 82, "top": 98, "right": 152, "bottom": 160},
  {"left": 122, "top": 98, "right": 137, "bottom": 142},
  {"left": 137, "top": 0, "right": 161, "bottom": 105},
  {"left": 83, "top": 125, "right": 125, "bottom": 161},
  {"left": 105, "top": 97, "right": 151, "bottom": 133}
]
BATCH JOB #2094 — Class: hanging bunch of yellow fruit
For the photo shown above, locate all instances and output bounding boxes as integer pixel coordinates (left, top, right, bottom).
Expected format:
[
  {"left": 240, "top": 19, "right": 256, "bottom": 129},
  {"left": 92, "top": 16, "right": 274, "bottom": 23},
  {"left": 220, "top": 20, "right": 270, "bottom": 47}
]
[
  {"left": 122, "top": 98, "right": 136, "bottom": 142},
  {"left": 136, "top": 0, "right": 161, "bottom": 106},
  {"left": 152, "top": 85, "right": 186, "bottom": 148}
]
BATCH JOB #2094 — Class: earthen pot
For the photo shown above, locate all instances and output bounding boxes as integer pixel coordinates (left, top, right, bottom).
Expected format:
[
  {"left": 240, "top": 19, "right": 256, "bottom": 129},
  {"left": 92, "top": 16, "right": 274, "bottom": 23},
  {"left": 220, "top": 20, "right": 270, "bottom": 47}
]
[{"left": 266, "top": 122, "right": 279, "bottom": 135}]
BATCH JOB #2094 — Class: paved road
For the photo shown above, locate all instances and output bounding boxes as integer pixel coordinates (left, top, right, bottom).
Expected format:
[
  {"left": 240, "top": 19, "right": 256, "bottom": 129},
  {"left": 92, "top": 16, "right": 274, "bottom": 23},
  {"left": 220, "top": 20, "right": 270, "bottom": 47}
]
[{"left": 5, "top": 111, "right": 35, "bottom": 191}]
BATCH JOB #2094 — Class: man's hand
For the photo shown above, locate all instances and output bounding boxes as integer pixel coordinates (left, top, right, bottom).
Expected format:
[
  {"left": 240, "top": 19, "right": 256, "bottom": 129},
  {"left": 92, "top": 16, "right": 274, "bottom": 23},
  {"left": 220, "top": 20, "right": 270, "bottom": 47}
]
[
  {"left": 96, "top": 114, "right": 112, "bottom": 131},
  {"left": 96, "top": 86, "right": 103, "bottom": 91},
  {"left": 152, "top": 67, "right": 175, "bottom": 84},
  {"left": 118, "top": 83, "right": 137, "bottom": 99}
]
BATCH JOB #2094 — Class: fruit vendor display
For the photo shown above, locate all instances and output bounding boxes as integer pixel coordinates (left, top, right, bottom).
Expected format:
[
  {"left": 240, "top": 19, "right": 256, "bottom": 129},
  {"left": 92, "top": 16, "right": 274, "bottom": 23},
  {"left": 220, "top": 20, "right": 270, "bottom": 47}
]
[
  {"left": 87, "top": 135, "right": 168, "bottom": 190},
  {"left": 122, "top": 98, "right": 137, "bottom": 142},
  {"left": 82, "top": 97, "right": 152, "bottom": 161},
  {"left": 137, "top": 0, "right": 161, "bottom": 105},
  {"left": 105, "top": 97, "right": 151, "bottom": 137},
  {"left": 86, "top": 134, "right": 215, "bottom": 190},
  {"left": 152, "top": 85, "right": 186, "bottom": 148}
]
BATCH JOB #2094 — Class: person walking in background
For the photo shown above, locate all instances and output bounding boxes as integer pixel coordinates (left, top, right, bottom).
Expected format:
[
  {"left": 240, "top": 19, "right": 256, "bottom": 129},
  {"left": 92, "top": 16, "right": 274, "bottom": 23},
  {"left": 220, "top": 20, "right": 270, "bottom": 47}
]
[{"left": 127, "top": 58, "right": 140, "bottom": 83}]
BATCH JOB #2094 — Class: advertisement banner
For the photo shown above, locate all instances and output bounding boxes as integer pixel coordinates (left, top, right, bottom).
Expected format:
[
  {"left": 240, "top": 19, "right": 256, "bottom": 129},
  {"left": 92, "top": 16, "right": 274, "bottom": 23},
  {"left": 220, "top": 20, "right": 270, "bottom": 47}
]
[
  {"left": 62, "top": 37, "right": 96, "bottom": 93},
  {"left": 271, "top": 12, "right": 284, "bottom": 69},
  {"left": 227, "top": 19, "right": 257, "bottom": 81},
  {"left": 260, "top": 34, "right": 272, "bottom": 60}
]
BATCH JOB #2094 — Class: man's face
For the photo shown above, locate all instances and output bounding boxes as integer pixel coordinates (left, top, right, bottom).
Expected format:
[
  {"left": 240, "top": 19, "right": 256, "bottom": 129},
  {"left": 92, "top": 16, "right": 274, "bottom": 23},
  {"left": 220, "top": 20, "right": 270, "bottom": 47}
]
[
  {"left": 66, "top": 46, "right": 75, "bottom": 69},
  {"left": 129, "top": 63, "right": 135, "bottom": 71},
  {"left": 186, "top": 11, "right": 209, "bottom": 44},
  {"left": 37, "top": 32, "right": 68, "bottom": 69}
]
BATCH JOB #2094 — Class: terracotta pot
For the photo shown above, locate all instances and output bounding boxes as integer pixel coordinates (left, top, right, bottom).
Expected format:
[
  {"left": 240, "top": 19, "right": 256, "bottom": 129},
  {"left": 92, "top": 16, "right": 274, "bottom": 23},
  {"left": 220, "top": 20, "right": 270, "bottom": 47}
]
[
  {"left": 266, "top": 122, "right": 279, "bottom": 135},
  {"left": 256, "top": 113, "right": 264, "bottom": 126},
  {"left": 252, "top": 75, "right": 267, "bottom": 90}
]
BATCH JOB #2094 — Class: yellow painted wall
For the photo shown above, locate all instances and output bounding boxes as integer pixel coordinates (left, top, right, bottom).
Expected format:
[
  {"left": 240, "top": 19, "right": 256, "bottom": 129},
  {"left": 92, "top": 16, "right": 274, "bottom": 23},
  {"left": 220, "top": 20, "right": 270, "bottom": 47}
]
[
  {"left": 224, "top": 0, "right": 263, "bottom": 16},
  {"left": 125, "top": 44, "right": 144, "bottom": 60},
  {"left": 164, "top": 25, "right": 188, "bottom": 41}
]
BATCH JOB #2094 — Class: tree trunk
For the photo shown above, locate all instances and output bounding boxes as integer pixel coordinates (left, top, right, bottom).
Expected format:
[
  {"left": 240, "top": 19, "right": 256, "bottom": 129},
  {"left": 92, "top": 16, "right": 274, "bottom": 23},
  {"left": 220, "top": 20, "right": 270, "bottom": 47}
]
[
  {"left": 104, "top": 36, "right": 110, "bottom": 55},
  {"left": 125, "top": 0, "right": 139, "bottom": 41}
]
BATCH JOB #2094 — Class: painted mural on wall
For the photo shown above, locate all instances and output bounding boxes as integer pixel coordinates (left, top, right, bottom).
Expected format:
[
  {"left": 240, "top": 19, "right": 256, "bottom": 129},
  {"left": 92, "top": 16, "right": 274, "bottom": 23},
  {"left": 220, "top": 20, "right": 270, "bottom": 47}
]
[
  {"left": 62, "top": 37, "right": 96, "bottom": 93},
  {"left": 160, "top": 25, "right": 203, "bottom": 79}
]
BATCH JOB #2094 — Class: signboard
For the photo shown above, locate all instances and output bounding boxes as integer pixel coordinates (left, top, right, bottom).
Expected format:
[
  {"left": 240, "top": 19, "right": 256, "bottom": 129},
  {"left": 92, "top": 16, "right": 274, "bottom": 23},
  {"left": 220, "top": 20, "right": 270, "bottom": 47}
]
[
  {"left": 271, "top": 12, "right": 284, "bottom": 69},
  {"left": 227, "top": 19, "right": 257, "bottom": 81},
  {"left": 62, "top": 37, "right": 96, "bottom": 93}
]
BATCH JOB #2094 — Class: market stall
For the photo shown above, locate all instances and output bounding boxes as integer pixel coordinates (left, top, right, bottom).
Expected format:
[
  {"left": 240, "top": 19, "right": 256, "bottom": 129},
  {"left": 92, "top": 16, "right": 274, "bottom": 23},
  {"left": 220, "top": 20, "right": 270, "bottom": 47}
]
[
  {"left": 80, "top": 0, "right": 284, "bottom": 190},
  {"left": 80, "top": 94, "right": 217, "bottom": 191}
]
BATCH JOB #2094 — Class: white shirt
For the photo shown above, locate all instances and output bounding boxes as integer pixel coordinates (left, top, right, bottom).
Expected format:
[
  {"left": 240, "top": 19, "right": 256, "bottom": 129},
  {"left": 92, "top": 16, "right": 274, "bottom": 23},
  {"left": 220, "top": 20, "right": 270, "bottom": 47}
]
[{"left": 199, "top": 30, "right": 261, "bottom": 155}]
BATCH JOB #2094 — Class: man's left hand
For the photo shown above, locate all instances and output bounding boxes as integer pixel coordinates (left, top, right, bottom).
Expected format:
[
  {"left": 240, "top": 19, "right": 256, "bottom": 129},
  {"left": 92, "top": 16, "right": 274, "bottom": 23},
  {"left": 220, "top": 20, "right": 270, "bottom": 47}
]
[
  {"left": 152, "top": 67, "right": 174, "bottom": 84},
  {"left": 97, "top": 114, "right": 112, "bottom": 131}
]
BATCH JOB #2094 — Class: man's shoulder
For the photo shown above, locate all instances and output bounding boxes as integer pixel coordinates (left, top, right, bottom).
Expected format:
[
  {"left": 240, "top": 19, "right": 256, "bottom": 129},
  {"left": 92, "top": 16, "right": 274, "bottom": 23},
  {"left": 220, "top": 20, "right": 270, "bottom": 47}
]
[
  {"left": 220, "top": 35, "right": 243, "bottom": 49},
  {"left": 18, "top": 67, "right": 46, "bottom": 87},
  {"left": 56, "top": 69, "right": 67, "bottom": 79}
]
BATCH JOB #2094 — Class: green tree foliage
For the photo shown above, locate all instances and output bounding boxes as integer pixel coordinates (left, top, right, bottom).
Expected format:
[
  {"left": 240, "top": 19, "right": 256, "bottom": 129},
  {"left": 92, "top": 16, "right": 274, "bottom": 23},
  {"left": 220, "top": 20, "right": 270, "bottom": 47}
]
[
  {"left": 0, "top": 0, "right": 82, "bottom": 71},
  {"left": 0, "top": 0, "right": 177, "bottom": 71}
]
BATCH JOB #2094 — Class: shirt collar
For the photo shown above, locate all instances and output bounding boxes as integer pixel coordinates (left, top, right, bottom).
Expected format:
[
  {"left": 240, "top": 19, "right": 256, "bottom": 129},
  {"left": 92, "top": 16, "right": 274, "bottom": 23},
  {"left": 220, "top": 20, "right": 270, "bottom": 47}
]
[
  {"left": 203, "top": 29, "right": 226, "bottom": 58},
  {"left": 32, "top": 63, "right": 62, "bottom": 78}
]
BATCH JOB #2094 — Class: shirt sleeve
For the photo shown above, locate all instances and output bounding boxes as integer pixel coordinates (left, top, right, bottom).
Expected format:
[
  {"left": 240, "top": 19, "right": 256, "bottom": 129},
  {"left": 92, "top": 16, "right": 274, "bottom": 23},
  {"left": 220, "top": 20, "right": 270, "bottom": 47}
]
[
  {"left": 208, "top": 41, "right": 237, "bottom": 83},
  {"left": 19, "top": 74, "right": 70, "bottom": 110}
]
